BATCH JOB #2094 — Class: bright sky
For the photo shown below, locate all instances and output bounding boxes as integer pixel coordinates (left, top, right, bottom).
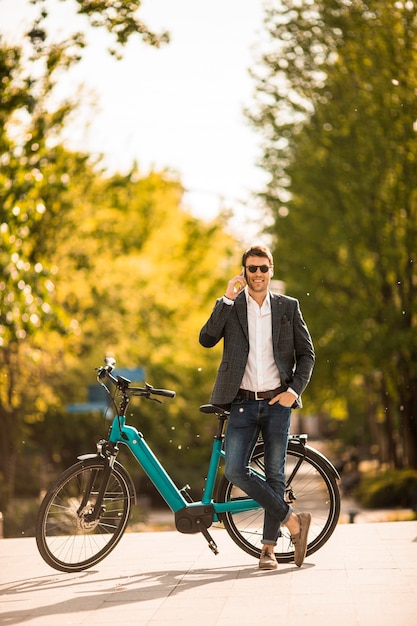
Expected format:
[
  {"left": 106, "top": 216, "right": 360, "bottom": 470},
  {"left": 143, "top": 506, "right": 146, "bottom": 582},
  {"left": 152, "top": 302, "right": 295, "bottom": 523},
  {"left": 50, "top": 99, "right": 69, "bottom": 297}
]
[{"left": 0, "top": 0, "right": 269, "bottom": 239}]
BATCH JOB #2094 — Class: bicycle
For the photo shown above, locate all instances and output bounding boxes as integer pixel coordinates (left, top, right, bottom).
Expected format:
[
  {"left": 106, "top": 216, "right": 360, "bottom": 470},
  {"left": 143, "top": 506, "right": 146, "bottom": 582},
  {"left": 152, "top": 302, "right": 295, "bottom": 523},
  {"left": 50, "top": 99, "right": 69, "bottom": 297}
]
[{"left": 36, "top": 357, "right": 341, "bottom": 573}]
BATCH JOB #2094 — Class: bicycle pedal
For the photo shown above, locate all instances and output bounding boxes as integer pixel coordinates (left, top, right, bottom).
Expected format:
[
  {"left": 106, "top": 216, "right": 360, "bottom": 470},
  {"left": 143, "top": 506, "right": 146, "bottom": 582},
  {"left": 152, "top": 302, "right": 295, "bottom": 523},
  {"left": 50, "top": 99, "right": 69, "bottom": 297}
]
[
  {"left": 199, "top": 526, "right": 219, "bottom": 555},
  {"left": 208, "top": 540, "right": 219, "bottom": 555}
]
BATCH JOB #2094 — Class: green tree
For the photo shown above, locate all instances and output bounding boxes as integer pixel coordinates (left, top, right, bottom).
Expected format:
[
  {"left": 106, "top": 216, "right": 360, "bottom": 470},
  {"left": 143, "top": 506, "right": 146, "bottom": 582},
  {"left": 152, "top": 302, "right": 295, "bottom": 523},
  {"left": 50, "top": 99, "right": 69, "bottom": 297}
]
[
  {"left": 0, "top": 38, "right": 84, "bottom": 502},
  {"left": 0, "top": 38, "right": 238, "bottom": 514},
  {"left": 249, "top": 0, "right": 417, "bottom": 467},
  {"left": 0, "top": 2, "right": 243, "bottom": 530},
  {"left": 28, "top": 0, "right": 169, "bottom": 56},
  {"left": 0, "top": 0, "right": 169, "bottom": 509},
  {"left": 42, "top": 165, "right": 237, "bottom": 496}
]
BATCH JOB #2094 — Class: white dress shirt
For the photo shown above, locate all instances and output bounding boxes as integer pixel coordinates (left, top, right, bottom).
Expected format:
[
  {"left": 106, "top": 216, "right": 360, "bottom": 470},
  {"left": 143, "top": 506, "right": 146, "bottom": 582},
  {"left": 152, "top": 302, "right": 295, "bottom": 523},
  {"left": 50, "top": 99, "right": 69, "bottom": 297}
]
[{"left": 240, "top": 290, "right": 282, "bottom": 392}]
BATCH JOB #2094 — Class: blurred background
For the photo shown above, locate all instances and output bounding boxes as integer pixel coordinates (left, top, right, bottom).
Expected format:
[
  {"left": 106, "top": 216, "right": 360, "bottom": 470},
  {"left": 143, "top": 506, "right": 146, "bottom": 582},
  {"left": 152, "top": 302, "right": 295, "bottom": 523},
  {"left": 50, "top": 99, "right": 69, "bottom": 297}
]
[{"left": 0, "top": 0, "right": 416, "bottom": 537}]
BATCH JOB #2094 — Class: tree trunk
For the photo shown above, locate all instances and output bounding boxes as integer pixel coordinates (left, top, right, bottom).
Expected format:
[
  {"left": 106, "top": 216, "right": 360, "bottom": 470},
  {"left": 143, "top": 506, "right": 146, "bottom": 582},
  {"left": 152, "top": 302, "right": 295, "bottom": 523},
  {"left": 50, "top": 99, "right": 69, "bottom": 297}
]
[
  {"left": 380, "top": 377, "right": 400, "bottom": 468},
  {"left": 0, "top": 408, "right": 17, "bottom": 506},
  {"left": 400, "top": 385, "right": 417, "bottom": 468}
]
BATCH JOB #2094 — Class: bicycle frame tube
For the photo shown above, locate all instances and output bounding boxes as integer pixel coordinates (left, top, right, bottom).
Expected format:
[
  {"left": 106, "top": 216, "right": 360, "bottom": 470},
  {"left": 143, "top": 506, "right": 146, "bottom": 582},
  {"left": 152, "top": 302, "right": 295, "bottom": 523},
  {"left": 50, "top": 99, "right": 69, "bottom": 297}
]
[
  {"left": 109, "top": 416, "right": 187, "bottom": 512},
  {"left": 201, "top": 441, "right": 262, "bottom": 513},
  {"left": 201, "top": 437, "right": 223, "bottom": 505}
]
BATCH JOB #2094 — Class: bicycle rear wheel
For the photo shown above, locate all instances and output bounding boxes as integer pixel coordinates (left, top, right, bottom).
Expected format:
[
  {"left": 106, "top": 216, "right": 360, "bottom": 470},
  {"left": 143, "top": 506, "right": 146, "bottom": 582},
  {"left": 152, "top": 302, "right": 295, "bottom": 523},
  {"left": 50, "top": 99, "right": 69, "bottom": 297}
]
[
  {"left": 36, "top": 458, "right": 133, "bottom": 572},
  {"left": 217, "top": 441, "right": 340, "bottom": 563}
]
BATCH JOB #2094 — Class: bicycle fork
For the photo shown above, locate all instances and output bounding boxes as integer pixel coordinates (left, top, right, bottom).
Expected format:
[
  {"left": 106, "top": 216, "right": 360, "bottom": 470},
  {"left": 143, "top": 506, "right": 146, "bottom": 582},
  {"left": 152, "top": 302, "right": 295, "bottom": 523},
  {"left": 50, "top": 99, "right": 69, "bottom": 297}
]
[{"left": 77, "top": 440, "right": 118, "bottom": 524}]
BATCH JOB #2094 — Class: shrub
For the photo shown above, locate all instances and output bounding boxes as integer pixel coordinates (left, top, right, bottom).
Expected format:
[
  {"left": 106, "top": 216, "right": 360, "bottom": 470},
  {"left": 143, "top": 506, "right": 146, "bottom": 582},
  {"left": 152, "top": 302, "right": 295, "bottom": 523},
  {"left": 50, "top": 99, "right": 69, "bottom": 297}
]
[
  {"left": 355, "top": 469, "right": 417, "bottom": 509},
  {"left": 3, "top": 498, "right": 39, "bottom": 537}
]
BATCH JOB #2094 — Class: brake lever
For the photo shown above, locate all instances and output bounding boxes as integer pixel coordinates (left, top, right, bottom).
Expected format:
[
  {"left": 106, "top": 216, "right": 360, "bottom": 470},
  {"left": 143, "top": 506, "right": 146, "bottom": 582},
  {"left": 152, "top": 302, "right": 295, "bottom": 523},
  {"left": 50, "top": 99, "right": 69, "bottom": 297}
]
[{"left": 131, "top": 390, "right": 163, "bottom": 404}]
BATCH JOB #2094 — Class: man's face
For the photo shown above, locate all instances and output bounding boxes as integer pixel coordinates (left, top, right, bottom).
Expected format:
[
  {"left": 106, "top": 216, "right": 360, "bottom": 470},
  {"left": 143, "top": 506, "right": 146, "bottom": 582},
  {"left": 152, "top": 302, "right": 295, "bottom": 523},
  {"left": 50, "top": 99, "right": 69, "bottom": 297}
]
[{"left": 244, "top": 255, "right": 273, "bottom": 295}]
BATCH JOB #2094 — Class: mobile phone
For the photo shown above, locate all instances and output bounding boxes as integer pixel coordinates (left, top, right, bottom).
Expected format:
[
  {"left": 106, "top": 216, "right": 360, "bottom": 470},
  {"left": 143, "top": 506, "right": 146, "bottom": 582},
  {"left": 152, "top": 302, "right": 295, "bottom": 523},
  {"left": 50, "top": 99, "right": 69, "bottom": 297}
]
[{"left": 233, "top": 270, "right": 246, "bottom": 294}]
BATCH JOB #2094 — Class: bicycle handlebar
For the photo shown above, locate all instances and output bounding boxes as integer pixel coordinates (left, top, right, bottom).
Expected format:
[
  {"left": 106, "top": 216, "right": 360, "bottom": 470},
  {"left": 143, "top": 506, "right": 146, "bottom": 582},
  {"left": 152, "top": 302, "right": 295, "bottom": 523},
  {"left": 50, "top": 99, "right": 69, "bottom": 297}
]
[
  {"left": 96, "top": 359, "right": 176, "bottom": 400},
  {"left": 140, "top": 385, "right": 176, "bottom": 399}
]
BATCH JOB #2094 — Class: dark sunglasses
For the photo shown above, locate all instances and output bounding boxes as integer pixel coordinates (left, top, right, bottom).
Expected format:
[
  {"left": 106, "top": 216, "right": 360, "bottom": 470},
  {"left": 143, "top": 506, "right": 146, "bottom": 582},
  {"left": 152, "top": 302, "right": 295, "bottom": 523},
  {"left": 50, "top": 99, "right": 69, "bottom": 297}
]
[{"left": 245, "top": 265, "right": 271, "bottom": 274}]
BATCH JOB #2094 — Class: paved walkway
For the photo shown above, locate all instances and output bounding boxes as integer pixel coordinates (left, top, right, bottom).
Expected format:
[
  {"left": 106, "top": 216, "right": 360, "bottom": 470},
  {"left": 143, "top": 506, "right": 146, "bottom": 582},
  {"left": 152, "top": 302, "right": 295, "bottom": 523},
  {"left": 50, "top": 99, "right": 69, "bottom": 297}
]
[{"left": 1, "top": 521, "right": 417, "bottom": 626}]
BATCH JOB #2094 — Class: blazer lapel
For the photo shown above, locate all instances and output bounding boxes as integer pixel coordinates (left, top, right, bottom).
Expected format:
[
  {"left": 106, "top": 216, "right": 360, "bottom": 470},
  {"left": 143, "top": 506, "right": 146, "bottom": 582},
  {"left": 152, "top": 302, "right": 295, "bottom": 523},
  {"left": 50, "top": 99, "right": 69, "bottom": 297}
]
[
  {"left": 235, "top": 293, "right": 249, "bottom": 341},
  {"left": 271, "top": 292, "right": 283, "bottom": 341}
]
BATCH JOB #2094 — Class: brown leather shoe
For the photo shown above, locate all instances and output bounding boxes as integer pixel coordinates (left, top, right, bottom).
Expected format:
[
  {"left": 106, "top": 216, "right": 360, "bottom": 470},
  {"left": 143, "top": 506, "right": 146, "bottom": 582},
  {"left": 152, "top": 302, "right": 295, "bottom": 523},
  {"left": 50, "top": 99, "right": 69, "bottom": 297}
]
[
  {"left": 259, "top": 548, "right": 278, "bottom": 570},
  {"left": 290, "top": 512, "right": 311, "bottom": 567}
]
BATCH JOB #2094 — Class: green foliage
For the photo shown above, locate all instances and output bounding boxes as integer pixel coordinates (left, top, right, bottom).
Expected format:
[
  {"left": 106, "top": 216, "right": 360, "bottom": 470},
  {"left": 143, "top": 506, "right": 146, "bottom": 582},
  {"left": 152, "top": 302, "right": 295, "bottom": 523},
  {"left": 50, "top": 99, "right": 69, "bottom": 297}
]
[
  {"left": 355, "top": 469, "right": 417, "bottom": 510},
  {"left": 249, "top": 0, "right": 417, "bottom": 467}
]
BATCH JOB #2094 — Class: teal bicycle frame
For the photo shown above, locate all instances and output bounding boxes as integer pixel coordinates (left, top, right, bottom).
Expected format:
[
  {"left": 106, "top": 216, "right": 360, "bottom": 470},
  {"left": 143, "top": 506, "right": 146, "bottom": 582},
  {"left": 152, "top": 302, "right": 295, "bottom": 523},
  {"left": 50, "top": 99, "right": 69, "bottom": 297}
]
[{"left": 108, "top": 412, "right": 261, "bottom": 512}]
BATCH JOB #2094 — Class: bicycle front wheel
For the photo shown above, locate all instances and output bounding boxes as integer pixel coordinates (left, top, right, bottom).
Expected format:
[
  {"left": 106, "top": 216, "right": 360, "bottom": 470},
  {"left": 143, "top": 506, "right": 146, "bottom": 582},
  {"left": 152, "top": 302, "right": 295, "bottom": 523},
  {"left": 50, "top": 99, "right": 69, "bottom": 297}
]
[
  {"left": 36, "top": 458, "right": 133, "bottom": 572},
  {"left": 217, "top": 441, "right": 340, "bottom": 563}
]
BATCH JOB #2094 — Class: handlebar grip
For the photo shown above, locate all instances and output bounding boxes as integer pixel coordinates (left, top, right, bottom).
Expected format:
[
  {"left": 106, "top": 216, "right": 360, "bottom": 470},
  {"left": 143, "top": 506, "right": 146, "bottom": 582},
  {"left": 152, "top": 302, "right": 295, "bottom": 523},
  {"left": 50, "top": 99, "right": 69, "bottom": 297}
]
[{"left": 152, "top": 388, "right": 176, "bottom": 399}]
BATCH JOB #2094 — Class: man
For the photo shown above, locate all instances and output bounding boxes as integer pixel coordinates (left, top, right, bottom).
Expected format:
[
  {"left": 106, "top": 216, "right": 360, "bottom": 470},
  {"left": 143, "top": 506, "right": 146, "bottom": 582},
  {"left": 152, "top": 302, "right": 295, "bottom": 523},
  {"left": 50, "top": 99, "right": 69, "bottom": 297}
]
[{"left": 199, "top": 244, "right": 315, "bottom": 570}]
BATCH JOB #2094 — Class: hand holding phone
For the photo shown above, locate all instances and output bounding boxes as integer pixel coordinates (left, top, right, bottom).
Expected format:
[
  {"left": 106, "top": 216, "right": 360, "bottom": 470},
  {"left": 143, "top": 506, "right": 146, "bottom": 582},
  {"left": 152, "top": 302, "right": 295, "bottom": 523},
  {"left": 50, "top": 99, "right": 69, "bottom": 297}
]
[{"left": 224, "top": 270, "right": 246, "bottom": 299}]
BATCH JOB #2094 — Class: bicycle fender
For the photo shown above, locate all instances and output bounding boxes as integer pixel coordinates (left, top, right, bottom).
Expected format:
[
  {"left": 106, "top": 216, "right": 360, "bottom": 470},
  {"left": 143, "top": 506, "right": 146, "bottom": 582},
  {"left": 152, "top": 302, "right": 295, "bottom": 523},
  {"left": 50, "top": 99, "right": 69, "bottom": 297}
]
[
  {"left": 302, "top": 444, "right": 341, "bottom": 480},
  {"left": 76, "top": 454, "right": 137, "bottom": 503},
  {"left": 77, "top": 453, "right": 101, "bottom": 461}
]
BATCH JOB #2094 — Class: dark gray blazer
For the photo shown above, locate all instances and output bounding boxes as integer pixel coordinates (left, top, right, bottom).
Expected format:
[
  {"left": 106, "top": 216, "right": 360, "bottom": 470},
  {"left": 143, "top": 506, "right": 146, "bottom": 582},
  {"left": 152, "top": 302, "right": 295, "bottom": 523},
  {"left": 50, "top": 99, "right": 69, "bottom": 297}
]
[{"left": 199, "top": 291, "right": 315, "bottom": 407}]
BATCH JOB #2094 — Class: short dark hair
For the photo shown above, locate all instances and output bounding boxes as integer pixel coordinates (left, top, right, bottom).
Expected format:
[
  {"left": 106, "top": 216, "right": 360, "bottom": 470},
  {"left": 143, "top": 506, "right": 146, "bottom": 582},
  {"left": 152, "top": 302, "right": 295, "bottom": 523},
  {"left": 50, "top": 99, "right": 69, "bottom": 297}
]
[{"left": 241, "top": 245, "right": 273, "bottom": 267}]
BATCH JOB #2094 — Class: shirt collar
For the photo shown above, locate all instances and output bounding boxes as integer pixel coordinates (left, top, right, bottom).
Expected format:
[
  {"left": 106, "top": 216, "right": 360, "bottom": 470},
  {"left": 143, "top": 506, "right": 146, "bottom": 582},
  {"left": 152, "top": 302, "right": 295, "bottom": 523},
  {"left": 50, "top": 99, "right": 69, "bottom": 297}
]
[{"left": 245, "top": 287, "right": 271, "bottom": 310}]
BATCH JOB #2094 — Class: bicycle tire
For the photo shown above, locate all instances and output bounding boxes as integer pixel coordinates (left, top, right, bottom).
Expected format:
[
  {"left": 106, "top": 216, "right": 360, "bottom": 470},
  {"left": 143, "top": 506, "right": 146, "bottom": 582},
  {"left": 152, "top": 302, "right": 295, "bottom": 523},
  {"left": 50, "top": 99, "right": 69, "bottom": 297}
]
[
  {"left": 217, "top": 441, "right": 340, "bottom": 563},
  {"left": 36, "top": 458, "right": 133, "bottom": 572}
]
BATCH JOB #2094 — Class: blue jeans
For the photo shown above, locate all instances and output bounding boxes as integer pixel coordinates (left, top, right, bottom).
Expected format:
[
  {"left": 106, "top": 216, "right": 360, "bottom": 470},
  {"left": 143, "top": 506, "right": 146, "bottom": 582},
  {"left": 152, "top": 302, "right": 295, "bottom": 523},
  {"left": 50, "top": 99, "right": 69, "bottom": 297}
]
[{"left": 224, "top": 398, "right": 293, "bottom": 546}]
